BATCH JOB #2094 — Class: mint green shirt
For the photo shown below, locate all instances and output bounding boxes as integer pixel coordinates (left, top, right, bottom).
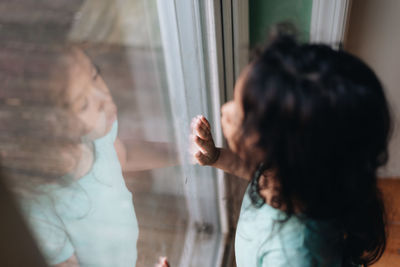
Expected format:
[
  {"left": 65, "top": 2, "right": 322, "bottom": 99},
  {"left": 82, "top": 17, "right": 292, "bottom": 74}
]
[
  {"left": 235, "top": 186, "right": 343, "bottom": 267},
  {"left": 21, "top": 121, "right": 138, "bottom": 266}
]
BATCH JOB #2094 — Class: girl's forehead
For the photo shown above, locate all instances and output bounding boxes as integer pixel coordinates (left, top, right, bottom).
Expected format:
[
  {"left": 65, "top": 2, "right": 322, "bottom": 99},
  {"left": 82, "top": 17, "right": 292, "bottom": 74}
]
[
  {"left": 64, "top": 49, "right": 92, "bottom": 75},
  {"left": 59, "top": 49, "right": 94, "bottom": 101},
  {"left": 48, "top": 49, "right": 91, "bottom": 83}
]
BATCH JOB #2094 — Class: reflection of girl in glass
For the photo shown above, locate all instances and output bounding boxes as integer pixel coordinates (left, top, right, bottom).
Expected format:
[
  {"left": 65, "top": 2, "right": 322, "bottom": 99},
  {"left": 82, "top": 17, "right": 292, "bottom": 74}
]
[
  {"left": 0, "top": 45, "right": 138, "bottom": 267},
  {"left": 191, "top": 30, "right": 391, "bottom": 266}
]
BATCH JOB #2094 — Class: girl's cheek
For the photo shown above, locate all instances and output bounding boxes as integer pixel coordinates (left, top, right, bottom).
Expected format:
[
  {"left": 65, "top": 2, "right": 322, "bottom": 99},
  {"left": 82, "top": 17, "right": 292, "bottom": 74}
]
[{"left": 78, "top": 105, "right": 99, "bottom": 134}]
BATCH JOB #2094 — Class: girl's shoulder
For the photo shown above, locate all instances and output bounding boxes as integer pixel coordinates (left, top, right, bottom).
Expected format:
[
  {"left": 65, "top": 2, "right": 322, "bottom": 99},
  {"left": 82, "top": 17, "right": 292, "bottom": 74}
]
[
  {"left": 237, "top": 187, "right": 307, "bottom": 248},
  {"left": 237, "top": 187, "right": 343, "bottom": 266}
]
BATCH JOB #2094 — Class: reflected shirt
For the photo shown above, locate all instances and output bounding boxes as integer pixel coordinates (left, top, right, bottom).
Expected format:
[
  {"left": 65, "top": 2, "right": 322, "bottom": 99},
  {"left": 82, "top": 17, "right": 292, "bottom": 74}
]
[
  {"left": 235, "top": 185, "right": 343, "bottom": 267},
  {"left": 21, "top": 121, "right": 138, "bottom": 266}
]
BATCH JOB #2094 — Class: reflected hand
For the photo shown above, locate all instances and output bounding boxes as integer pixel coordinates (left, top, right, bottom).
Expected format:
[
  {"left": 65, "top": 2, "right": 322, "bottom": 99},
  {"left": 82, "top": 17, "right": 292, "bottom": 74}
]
[
  {"left": 190, "top": 115, "right": 220, "bottom": 166},
  {"left": 155, "top": 256, "right": 170, "bottom": 267}
]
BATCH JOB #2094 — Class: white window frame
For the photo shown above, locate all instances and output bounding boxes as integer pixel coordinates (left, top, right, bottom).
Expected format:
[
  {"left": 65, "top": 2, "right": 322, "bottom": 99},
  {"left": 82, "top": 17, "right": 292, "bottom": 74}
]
[{"left": 157, "top": 0, "right": 249, "bottom": 266}]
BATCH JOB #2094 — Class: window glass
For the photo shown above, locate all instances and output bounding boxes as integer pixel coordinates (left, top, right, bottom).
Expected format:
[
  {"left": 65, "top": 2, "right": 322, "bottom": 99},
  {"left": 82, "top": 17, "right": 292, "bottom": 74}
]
[{"left": 0, "top": 1, "right": 222, "bottom": 266}]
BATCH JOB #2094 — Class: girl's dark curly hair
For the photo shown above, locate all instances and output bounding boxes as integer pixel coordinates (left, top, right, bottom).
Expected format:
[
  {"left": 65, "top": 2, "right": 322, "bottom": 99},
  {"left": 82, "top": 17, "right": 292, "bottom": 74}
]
[{"left": 236, "top": 30, "right": 392, "bottom": 266}]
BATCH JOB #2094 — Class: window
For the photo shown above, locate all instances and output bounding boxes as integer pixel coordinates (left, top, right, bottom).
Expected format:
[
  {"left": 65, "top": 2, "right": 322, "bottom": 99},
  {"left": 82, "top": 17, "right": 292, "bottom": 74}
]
[{"left": 0, "top": 0, "right": 243, "bottom": 266}]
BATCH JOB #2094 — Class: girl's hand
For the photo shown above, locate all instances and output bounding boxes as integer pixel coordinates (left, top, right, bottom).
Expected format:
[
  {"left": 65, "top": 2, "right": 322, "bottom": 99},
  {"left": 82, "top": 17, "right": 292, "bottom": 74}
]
[
  {"left": 155, "top": 256, "right": 170, "bottom": 267},
  {"left": 190, "top": 115, "right": 220, "bottom": 166}
]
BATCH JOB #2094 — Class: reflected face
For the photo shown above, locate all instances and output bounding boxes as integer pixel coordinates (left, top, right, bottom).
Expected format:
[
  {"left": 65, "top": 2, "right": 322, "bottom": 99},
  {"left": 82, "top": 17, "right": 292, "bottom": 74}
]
[
  {"left": 220, "top": 67, "right": 247, "bottom": 154},
  {"left": 64, "top": 49, "right": 117, "bottom": 140}
]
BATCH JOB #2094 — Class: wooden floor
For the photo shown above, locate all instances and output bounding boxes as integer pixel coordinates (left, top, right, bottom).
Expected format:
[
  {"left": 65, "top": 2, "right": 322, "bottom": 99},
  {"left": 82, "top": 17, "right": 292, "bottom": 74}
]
[{"left": 373, "top": 179, "right": 400, "bottom": 266}]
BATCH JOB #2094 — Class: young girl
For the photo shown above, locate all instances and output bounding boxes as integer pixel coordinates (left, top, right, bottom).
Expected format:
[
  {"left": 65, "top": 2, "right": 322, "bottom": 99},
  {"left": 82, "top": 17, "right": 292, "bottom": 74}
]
[
  {"left": 0, "top": 44, "right": 138, "bottom": 266},
  {"left": 189, "top": 32, "right": 391, "bottom": 266}
]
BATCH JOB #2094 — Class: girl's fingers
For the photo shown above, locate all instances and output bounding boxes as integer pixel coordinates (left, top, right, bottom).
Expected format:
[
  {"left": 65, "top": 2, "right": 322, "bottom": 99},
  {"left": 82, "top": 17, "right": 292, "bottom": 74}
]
[
  {"left": 195, "top": 121, "right": 210, "bottom": 140},
  {"left": 194, "top": 136, "right": 208, "bottom": 155},
  {"left": 195, "top": 151, "right": 209, "bottom": 166},
  {"left": 192, "top": 115, "right": 211, "bottom": 132},
  {"left": 199, "top": 115, "right": 211, "bottom": 130}
]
